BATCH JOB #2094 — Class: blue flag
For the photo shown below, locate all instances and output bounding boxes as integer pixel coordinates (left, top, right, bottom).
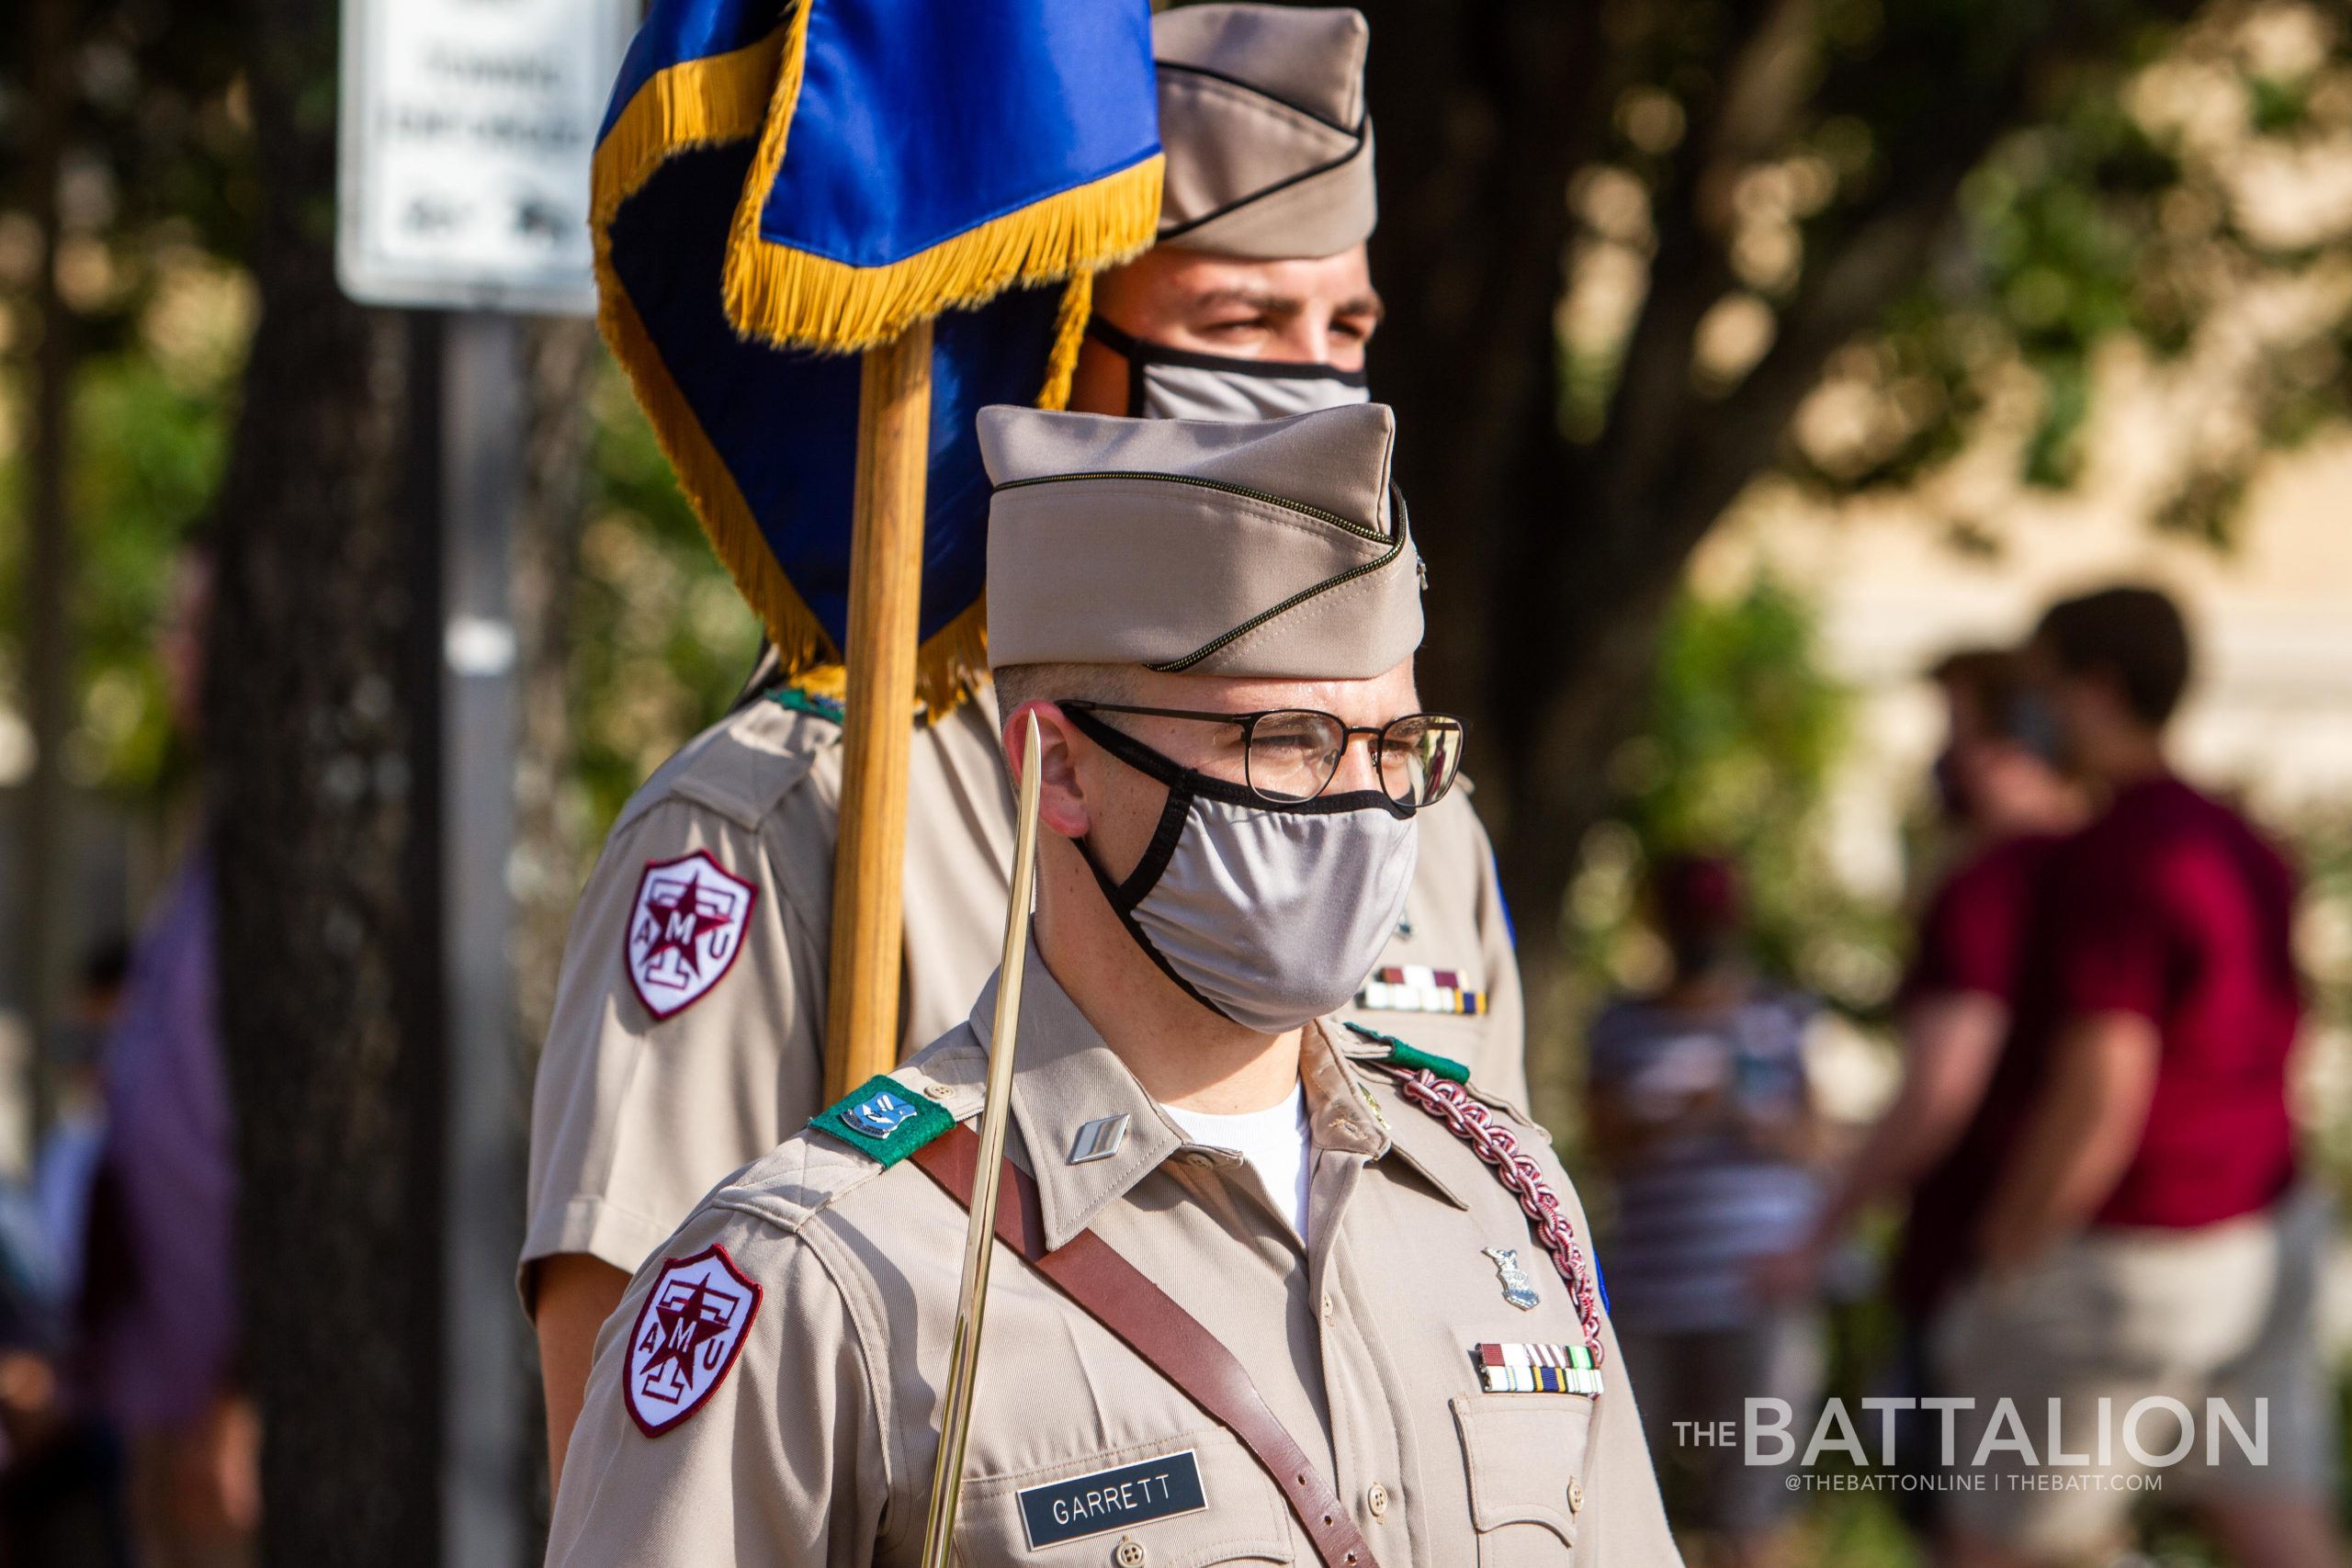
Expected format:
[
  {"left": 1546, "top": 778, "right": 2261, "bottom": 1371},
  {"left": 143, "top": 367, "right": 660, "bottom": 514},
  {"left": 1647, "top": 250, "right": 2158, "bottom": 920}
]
[{"left": 593, "top": 0, "right": 1162, "bottom": 706}]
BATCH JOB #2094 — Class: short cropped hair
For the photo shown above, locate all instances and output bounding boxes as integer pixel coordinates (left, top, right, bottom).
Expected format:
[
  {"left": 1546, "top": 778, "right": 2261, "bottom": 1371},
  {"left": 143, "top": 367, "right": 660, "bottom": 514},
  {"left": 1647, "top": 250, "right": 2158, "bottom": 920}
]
[
  {"left": 1928, "top": 647, "right": 2033, "bottom": 742},
  {"left": 2033, "top": 586, "right": 2192, "bottom": 729},
  {"left": 989, "top": 663, "right": 1138, "bottom": 727}
]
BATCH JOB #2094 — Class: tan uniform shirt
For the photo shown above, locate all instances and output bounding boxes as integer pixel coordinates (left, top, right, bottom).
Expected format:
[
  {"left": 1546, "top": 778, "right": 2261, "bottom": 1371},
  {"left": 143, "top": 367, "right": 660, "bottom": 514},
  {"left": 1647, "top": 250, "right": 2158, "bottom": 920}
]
[
  {"left": 548, "top": 962, "right": 1677, "bottom": 1568},
  {"left": 525, "top": 683, "right": 1523, "bottom": 1288}
]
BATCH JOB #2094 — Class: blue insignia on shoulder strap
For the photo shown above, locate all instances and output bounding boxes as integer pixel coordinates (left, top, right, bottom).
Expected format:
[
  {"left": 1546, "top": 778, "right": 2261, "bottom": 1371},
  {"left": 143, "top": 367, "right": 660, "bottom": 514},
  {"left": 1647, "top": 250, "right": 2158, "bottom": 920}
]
[
  {"left": 1343, "top": 1021, "right": 1471, "bottom": 1085},
  {"left": 810, "top": 1075, "right": 954, "bottom": 1168},
  {"left": 771, "top": 686, "right": 845, "bottom": 724}
]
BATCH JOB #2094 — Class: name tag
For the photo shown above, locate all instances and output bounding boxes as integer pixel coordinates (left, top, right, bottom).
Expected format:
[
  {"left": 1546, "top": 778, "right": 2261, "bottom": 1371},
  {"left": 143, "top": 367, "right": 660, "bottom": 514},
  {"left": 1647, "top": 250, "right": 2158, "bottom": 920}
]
[{"left": 1017, "top": 1450, "right": 1208, "bottom": 1548}]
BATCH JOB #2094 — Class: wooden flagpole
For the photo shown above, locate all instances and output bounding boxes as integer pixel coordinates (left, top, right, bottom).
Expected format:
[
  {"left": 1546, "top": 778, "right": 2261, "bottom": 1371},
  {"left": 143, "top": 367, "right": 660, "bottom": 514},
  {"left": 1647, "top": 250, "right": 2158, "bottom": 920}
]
[{"left": 825, "top": 321, "right": 934, "bottom": 1100}]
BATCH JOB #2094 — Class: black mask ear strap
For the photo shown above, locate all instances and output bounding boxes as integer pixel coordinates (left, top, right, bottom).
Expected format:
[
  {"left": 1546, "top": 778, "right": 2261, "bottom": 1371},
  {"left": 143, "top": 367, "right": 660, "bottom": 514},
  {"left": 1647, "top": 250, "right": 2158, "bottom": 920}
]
[
  {"left": 1069, "top": 790, "right": 1237, "bottom": 1026},
  {"left": 1085, "top": 317, "right": 1145, "bottom": 358},
  {"left": 1062, "top": 707, "right": 1198, "bottom": 912},
  {"left": 1083, "top": 318, "right": 1151, "bottom": 417},
  {"left": 1061, "top": 705, "right": 1190, "bottom": 787}
]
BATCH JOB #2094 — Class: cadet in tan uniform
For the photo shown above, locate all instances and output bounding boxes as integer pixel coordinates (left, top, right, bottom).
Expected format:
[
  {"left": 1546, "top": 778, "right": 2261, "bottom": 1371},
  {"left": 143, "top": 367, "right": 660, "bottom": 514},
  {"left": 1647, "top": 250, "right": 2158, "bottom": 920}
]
[
  {"left": 548, "top": 402, "right": 1677, "bottom": 1568},
  {"left": 526, "top": 3, "right": 1523, "bottom": 1482}
]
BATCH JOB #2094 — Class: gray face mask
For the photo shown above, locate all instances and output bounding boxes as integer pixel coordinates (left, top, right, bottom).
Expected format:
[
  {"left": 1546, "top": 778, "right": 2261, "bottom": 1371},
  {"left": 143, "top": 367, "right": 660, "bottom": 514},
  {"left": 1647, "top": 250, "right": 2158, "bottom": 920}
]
[
  {"left": 1065, "top": 707, "right": 1418, "bottom": 1035},
  {"left": 1086, "top": 319, "right": 1372, "bottom": 423}
]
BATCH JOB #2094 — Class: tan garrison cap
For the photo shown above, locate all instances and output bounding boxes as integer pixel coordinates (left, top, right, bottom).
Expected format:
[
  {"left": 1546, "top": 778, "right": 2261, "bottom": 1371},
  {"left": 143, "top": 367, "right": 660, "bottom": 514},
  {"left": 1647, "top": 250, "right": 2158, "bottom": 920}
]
[
  {"left": 1154, "top": 4, "right": 1376, "bottom": 260},
  {"left": 979, "top": 402, "right": 1421, "bottom": 680}
]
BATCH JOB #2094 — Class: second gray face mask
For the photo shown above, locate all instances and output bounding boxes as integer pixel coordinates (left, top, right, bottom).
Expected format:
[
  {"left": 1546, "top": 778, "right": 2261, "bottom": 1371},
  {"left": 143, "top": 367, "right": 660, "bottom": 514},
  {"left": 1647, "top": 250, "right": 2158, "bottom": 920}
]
[
  {"left": 1086, "top": 319, "right": 1372, "bottom": 423},
  {"left": 1065, "top": 707, "right": 1418, "bottom": 1035}
]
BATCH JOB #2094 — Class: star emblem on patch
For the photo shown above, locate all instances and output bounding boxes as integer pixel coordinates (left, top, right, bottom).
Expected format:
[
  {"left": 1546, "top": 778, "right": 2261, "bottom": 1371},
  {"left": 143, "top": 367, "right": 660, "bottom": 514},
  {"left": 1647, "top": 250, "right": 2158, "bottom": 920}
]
[
  {"left": 625, "top": 851, "right": 757, "bottom": 1020},
  {"left": 625, "top": 1244, "right": 762, "bottom": 1437}
]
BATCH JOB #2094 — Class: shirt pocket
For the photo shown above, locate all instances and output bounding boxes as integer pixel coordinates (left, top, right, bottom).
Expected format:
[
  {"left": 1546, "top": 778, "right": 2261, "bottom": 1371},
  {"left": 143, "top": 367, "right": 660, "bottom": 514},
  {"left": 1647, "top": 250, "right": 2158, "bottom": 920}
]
[
  {"left": 952, "top": 1427, "right": 1296, "bottom": 1568},
  {"left": 1451, "top": 1393, "right": 1593, "bottom": 1566}
]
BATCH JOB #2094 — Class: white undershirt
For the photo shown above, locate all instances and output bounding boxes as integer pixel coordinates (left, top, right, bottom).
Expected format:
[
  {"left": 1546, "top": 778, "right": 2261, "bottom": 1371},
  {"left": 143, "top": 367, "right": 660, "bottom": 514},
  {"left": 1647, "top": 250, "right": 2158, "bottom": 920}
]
[{"left": 1162, "top": 1087, "right": 1314, "bottom": 1242}]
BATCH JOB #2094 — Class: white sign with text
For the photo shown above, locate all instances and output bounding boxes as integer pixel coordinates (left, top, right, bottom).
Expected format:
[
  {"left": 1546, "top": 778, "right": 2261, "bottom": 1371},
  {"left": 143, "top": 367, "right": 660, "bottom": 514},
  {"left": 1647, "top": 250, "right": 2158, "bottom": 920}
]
[{"left": 336, "top": 0, "right": 632, "bottom": 312}]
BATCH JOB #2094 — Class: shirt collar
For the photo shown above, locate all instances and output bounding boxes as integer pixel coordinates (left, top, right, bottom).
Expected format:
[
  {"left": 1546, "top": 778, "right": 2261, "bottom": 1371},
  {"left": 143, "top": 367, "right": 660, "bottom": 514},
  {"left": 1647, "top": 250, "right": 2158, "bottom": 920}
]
[{"left": 967, "top": 952, "right": 1412, "bottom": 1247}]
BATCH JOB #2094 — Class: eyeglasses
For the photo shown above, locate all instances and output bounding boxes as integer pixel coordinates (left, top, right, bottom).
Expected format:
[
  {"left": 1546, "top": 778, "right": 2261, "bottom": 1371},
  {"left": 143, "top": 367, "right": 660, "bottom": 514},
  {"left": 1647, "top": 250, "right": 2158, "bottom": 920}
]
[{"left": 1060, "top": 701, "right": 1467, "bottom": 810}]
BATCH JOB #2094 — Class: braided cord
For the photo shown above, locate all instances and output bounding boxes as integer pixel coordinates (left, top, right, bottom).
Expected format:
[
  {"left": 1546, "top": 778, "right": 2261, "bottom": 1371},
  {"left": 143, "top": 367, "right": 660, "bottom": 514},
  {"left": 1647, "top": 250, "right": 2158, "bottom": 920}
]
[{"left": 1392, "top": 1068, "right": 1606, "bottom": 1364}]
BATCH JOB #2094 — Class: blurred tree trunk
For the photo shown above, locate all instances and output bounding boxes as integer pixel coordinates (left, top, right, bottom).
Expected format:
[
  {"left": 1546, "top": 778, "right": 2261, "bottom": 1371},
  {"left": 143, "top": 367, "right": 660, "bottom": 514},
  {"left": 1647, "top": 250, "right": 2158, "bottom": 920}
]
[
  {"left": 16, "top": 0, "right": 77, "bottom": 1144},
  {"left": 204, "top": 0, "right": 442, "bottom": 1559},
  {"left": 1360, "top": 0, "right": 2199, "bottom": 1084},
  {"left": 511, "top": 319, "right": 597, "bottom": 1539},
  {"left": 512, "top": 321, "right": 596, "bottom": 1057}
]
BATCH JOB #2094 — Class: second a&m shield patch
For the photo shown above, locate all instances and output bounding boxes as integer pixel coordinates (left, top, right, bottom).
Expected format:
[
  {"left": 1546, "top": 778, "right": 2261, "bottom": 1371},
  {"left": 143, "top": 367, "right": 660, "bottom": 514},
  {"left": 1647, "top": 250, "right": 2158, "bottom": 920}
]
[
  {"left": 626, "top": 851, "right": 756, "bottom": 1020},
  {"left": 625, "top": 1244, "right": 762, "bottom": 1437}
]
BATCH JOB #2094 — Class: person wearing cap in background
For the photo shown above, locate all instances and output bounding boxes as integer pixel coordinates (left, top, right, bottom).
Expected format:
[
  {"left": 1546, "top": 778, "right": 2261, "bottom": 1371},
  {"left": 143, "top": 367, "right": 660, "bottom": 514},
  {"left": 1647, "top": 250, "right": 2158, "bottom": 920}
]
[
  {"left": 545, "top": 402, "right": 1679, "bottom": 1568},
  {"left": 525, "top": 1, "right": 1524, "bottom": 1491},
  {"left": 1586, "top": 854, "right": 1826, "bottom": 1568}
]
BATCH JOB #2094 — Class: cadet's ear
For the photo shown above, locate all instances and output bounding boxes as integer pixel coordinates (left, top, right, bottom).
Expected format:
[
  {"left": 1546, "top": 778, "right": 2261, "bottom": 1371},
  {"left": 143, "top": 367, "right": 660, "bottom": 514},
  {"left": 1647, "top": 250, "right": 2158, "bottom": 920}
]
[{"left": 1002, "top": 701, "right": 1093, "bottom": 840}]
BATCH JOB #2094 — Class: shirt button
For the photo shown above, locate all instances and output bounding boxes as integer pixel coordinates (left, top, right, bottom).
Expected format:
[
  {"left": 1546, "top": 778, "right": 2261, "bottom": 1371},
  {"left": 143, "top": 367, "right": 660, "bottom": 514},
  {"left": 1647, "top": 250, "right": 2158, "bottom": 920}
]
[
  {"left": 1365, "top": 1482, "right": 1390, "bottom": 1519},
  {"left": 922, "top": 1085, "right": 951, "bottom": 1100},
  {"left": 1567, "top": 1477, "right": 1586, "bottom": 1515},
  {"left": 1114, "top": 1537, "right": 1147, "bottom": 1567},
  {"left": 1319, "top": 1293, "right": 1335, "bottom": 1323}
]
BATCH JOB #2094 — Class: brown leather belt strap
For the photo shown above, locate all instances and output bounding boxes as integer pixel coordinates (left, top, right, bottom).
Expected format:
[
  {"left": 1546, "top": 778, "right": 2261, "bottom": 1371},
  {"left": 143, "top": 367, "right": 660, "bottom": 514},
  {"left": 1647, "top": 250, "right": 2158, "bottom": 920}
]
[{"left": 910, "top": 1127, "right": 1380, "bottom": 1568}]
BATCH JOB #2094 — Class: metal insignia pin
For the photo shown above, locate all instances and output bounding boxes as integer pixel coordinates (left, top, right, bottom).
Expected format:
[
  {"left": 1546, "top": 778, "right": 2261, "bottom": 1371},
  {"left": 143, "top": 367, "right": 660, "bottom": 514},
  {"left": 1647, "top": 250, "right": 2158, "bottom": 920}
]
[
  {"left": 843, "top": 1089, "right": 920, "bottom": 1138},
  {"left": 1484, "top": 1246, "right": 1542, "bottom": 1311},
  {"left": 1068, "top": 1113, "right": 1131, "bottom": 1165}
]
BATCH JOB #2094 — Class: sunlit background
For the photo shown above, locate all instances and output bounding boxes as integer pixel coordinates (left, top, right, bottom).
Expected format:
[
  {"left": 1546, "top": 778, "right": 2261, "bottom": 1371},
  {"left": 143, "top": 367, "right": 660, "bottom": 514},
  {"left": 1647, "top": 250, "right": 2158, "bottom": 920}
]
[{"left": 5, "top": 0, "right": 2352, "bottom": 1562}]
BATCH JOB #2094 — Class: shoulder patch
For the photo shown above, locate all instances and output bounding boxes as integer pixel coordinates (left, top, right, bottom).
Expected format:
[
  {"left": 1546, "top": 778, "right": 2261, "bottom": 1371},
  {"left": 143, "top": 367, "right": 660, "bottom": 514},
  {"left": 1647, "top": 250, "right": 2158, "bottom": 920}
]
[
  {"left": 1343, "top": 1021, "right": 1470, "bottom": 1084},
  {"left": 624, "top": 1243, "right": 763, "bottom": 1437},
  {"left": 627, "top": 851, "right": 758, "bottom": 1020},
  {"left": 770, "top": 685, "right": 845, "bottom": 725},
  {"left": 809, "top": 1074, "right": 956, "bottom": 1168}
]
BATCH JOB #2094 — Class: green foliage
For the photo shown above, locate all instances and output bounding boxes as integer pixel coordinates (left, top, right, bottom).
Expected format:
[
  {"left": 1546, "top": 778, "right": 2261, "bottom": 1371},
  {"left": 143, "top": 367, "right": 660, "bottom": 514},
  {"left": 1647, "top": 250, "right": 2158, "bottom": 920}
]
[
  {"left": 0, "top": 327, "right": 238, "bottom": 795},
  {"left": 1563, "top": 576, "right": 1902, "bottom": 1018},
  {"left": 566, "top": 359, "right": 764, "bottom": 835},
  {"left": 1830, "top": 4, "right": 2352, "bottom": 531}
]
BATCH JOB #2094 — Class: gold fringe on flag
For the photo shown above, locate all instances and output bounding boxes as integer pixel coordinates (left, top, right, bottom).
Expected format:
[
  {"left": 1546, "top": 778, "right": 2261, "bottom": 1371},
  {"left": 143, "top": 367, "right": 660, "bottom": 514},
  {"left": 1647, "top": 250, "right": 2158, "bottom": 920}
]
[
  {"left": 595, "top": 278, "right": 842, "bottom": 678},
  {"left": 719, "top": 0, "right": 1161, "bottom": 355},
  {"left": 589, "top": 1, "right": 1159, "bottom": 717},
  {"left": 591, "top": 30, "right": 786, "bottom": 226}
]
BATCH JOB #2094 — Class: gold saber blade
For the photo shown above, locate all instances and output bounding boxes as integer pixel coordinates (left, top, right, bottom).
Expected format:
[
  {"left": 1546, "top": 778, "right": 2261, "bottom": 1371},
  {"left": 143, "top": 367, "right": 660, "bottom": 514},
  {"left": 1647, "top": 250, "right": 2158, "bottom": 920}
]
[{"left": 920, "top": 708, "right": 1046, "bottom": 1567}]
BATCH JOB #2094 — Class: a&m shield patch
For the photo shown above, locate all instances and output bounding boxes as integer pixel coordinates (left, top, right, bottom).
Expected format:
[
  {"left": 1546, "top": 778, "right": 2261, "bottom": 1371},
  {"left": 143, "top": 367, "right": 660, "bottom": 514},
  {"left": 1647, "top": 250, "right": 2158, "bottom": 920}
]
[
  {"left": 626, "top": 851, "right": 756, "bottom": 1020},
  {"left": 625, "top": 1244, "right": 762, "bottom": 1437}
]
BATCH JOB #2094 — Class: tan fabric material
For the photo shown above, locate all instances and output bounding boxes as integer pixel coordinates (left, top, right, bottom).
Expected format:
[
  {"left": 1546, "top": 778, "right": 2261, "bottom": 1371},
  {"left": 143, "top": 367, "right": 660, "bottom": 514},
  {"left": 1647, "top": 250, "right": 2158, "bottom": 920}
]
[
  {"left": 522, "top": 689, "right": 1012, "bottom": 1284},
  {"left": 979, "top": 404, "right": 1420, "bottom": 680},
  {"left": 1340, "top": 785, "right": 1527, "bottom": 1107},
  {"left": 546, "top": 959, "right": 1679, "bottom": 1567},
  {"left": 1936, "top": 1189, "right": 2338, "bottom": 1556},
  {"left": 1155, "top": 5, "right": 1376, "bottom": 259},
  {"left": 526, "top": 682, "right": 1524, "bottom": 1287}
]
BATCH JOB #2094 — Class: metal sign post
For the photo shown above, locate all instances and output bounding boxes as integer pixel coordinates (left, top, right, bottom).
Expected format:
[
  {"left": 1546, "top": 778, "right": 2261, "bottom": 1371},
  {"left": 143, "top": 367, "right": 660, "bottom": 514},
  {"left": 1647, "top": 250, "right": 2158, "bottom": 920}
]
[{"left": 337, "top": 1, "right": 627, "bottom": 1561}]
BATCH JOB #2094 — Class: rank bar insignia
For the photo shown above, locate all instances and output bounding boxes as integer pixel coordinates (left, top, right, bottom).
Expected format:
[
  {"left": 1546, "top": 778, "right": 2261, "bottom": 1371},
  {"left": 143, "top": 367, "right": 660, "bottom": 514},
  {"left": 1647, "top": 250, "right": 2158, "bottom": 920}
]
[
  {"left": 1355, "top": 965, "right": 1486, "bottom": 1016},
  {"left": 1476, "top": 1342, "right": 1603, "bottom": 1396}
]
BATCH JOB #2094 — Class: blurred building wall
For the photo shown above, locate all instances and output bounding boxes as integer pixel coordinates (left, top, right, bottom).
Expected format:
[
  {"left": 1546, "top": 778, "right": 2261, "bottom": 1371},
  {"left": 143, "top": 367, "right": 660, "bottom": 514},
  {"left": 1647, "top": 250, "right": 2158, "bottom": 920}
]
[{"left": 1699, "top": 428, "right": 2352, "bottom": 905}]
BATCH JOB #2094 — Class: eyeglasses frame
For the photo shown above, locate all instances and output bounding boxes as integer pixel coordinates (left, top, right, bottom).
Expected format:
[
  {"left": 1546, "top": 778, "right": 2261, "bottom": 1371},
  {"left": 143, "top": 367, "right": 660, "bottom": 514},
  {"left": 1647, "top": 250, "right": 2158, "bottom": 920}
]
[{"left": 1055, "top": 699, "right": 1468, "bottom": 810}]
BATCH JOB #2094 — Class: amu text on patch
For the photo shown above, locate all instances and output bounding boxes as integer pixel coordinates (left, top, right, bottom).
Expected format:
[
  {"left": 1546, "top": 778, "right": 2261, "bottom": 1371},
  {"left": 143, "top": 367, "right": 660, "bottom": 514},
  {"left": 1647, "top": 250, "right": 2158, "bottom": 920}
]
[{"left": 1016, "top": 1450, "right": 1208, "bottom": 1549}]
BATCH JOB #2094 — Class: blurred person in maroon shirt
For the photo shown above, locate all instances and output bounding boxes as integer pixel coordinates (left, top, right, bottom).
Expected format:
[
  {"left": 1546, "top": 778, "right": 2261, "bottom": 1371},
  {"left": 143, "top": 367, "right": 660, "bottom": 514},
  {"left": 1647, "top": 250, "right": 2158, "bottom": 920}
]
[
  {"left": 1760, "top": 649, "right": 2082, "bottom": 1310},
  {"left": 1938, "top": 587, "right": 2340, "bottom": 1568},
  {"left": 1754, "top": 649, "right": 2083, "bottom": 1534}
]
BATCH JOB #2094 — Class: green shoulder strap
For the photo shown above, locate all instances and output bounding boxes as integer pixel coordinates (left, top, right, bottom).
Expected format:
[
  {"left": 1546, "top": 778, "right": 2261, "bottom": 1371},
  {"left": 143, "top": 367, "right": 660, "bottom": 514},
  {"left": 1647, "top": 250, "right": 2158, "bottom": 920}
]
[
  {"left": 808, "top": 1075, "right": 956, "bottom": 1168},
  {"left": 1342, "top": 1021, "right": 1470, "bottom": 1085},
  {"left": 770, "top": 685, "right": 846, "bottom": 724}
]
